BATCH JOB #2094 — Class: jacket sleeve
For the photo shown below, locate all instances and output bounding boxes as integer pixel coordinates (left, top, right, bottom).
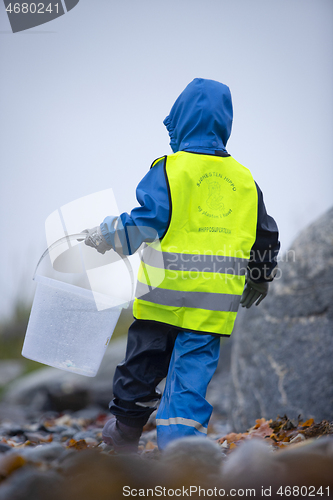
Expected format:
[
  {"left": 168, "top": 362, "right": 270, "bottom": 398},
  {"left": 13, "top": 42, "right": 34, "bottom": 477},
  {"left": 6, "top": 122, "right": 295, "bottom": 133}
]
[
  {"left": 100, "top": 158, "right": 170, "bottom": 255},
  {"left": 247, "top": 182, "right": 280, "bottom": 282}
]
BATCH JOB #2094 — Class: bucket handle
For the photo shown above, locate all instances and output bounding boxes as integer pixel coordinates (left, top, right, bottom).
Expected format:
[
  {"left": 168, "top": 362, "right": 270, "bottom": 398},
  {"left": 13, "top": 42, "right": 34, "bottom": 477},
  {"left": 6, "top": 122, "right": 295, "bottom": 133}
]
[{"left": 34, "top": 234, "right": 135, "bottom": 302}]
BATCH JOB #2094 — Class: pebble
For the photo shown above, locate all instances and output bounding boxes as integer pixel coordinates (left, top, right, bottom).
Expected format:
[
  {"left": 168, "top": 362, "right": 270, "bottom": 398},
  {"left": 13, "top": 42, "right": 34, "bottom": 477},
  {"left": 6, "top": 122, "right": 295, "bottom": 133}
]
[
  {"left": 139, "top": 429, "right": 157, "bottom": 446},
  {"left": 96, "top": 442, "right": 112, "bottom": 453},
  {"left": 0, "top": 424, "right": 25, "bottom": 436},
  {"left": 13, "top": 442, "right": 66, "bottom": 462},
  {"left": 0, "top": 409, "right": 108, "bottom": 465},
  {"left": 0, "top": 443, "right": 11, "bottom": 453},
  {"left": 24, "top": 432, "right": 53, "bottom": 444},
  {"left": 289, "top": 433, "right": 305, "bottom": 444},
  {"left": 39, "top": 424, "right": 69, "bottom": 434},
  {"left": 59, "top": 427, "right": 79, "bottom": 439},
  {"left": 72, "top": 430, "right": 98, "bottom": 441}
]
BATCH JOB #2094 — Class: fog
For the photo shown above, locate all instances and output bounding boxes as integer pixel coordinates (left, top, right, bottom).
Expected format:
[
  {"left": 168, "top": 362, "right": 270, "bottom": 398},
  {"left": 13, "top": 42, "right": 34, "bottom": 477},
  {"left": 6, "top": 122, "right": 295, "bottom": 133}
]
[{"left": 0, "top": 0, "right": 332, "bottom": 320}]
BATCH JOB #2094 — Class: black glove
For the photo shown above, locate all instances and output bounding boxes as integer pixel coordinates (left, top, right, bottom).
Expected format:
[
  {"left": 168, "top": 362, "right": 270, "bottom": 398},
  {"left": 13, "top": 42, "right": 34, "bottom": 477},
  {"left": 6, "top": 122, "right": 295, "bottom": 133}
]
[
  {"left": 240, "top": 277, "right": 269, "bottom": 308},
  {"left": 81, "top": 226, "right": 112, "bottom": 254}
]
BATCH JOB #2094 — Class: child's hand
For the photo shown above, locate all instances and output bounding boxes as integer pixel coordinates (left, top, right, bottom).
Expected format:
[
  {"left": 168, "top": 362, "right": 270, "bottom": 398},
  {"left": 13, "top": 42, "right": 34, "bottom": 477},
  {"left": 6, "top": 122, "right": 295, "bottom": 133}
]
[
  {"left": 80, "top": 226, "right": 112, "bottom": 254},
  {"left": 240, "top": 278, "right": 269, "bottom": 308}
]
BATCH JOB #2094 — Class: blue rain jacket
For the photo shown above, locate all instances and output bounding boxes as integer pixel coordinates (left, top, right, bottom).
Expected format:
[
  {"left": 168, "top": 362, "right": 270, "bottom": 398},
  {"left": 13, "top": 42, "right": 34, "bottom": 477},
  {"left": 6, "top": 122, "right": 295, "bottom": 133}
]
[{"left": 100, "top": 78, "right": 279, "bottom": 281}]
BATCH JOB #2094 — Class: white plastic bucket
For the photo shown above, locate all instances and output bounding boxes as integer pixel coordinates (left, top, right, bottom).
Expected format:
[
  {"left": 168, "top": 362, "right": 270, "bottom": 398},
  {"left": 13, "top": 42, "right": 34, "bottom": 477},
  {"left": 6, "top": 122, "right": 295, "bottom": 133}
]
[
  {"left": 22, "top": 231, "right": 136, "bottom": 377},
  {"left": 22, "top": 275, "right": 122, "bottom": 377}
]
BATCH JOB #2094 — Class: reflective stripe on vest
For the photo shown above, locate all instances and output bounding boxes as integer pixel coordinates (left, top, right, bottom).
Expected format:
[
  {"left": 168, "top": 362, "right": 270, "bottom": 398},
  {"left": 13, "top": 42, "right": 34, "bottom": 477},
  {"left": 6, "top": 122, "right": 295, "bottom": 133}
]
[
  {"left": 133, "top": 152, "right": 258, "bottom": 336},
  {"left": 136, "top": 281, "right": 241, "bottom": 312},
  {"left": 141, "top": 245, "right": 248, "bottom": 275}
]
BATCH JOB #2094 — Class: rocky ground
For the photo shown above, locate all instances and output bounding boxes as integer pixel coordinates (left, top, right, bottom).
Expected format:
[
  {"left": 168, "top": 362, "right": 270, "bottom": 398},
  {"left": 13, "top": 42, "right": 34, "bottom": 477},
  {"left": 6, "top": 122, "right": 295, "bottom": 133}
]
[
  {"left": 0, "top": 404, "right": 332, "bottom": 500},
  {"left": 0, "top": 328, "right": 332, "bottom": 499}
]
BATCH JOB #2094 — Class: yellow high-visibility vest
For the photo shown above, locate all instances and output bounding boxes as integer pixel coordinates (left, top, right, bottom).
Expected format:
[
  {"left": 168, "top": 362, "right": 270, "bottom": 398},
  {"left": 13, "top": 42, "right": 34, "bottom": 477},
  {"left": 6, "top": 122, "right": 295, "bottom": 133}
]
[{"left": 133, "top": 151, "right": 258, "bottom": 336}]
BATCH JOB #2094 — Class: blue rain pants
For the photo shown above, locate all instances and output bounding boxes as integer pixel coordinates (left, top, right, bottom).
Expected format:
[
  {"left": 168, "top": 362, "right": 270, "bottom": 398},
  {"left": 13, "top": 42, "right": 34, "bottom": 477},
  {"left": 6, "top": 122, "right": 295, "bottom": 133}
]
[{"left": 109, "top": 319, "right": 220, "bottom": 449}]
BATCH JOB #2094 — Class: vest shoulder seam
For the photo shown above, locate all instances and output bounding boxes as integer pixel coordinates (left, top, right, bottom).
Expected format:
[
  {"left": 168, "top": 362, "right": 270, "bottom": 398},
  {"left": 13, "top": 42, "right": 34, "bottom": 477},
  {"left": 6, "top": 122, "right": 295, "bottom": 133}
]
[{"left": 150, "top": 155, "right": 167, "bottom": 169}]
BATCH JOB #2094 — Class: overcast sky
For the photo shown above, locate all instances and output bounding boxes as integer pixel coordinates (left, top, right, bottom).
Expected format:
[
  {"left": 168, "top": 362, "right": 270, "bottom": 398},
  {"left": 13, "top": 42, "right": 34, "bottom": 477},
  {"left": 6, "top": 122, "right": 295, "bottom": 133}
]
[{"left": 0, "top": 0, "right": 332, "bottom": 321}]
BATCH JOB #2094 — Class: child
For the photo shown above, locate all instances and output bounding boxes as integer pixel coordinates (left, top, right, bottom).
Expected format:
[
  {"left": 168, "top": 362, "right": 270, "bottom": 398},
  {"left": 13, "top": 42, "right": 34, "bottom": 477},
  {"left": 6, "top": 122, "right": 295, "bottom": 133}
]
[{"left": 84, "top": 78, "right": 280, "bottom": 452}]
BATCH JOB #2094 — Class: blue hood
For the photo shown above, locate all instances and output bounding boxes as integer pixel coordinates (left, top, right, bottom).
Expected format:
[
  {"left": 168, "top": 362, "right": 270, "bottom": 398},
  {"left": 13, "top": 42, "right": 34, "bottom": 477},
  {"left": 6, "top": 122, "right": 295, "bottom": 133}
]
[{"left": 164, "top": 78, "right": 233, "bottom": 154}]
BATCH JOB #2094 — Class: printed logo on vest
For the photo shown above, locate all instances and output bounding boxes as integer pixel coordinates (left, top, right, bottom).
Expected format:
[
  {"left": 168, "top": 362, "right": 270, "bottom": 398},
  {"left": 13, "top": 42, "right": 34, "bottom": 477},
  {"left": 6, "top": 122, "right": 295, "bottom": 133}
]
[
  {"left": 197, "top": 171, "right": 236, "bottom": 219},
  {"left": 207, "top": 181, "right": 224, "bottom": 210}
]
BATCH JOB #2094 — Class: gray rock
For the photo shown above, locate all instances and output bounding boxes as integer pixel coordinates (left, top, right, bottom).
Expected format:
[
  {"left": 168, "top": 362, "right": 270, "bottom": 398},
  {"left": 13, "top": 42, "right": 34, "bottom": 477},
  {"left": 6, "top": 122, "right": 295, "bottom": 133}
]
[
  {"left": 162, "top": 436, "right": 224, "bottom": 477},
  {"left": 221, "top": 439, "right": 278, "bottom": 489},
  {"left": 0, "top": 466, "right": 63, "bottom": 500},
  {"left": 226, "top": 207, "right": 333, "bottom": 431},
  {"left": 220, "top": 436, "right": 333, "bottom": 492},
  {"left": 56, "top": 449, "right": 165, "bottom": 498},
  {"left": 207, "top": 336, "right": 234, "bottom": 428},
  {"left": 2, "top": 336, "right": 127, "bottom": 412}
]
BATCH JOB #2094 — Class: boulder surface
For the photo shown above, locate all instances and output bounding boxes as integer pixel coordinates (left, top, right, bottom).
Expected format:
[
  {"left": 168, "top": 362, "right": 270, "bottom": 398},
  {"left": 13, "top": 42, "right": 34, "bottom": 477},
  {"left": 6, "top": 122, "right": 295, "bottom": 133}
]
[{"left": 225, "top": 207, "right": 333, "bottom": 431}]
